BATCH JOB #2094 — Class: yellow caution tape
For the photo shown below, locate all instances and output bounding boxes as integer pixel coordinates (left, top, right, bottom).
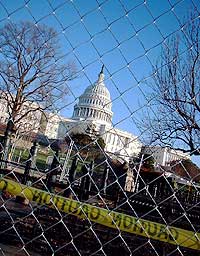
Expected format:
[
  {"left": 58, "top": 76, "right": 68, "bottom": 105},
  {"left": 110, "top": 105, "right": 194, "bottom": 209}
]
[{"left": 0, "top": 178, "right": 199, "bottom": 250}]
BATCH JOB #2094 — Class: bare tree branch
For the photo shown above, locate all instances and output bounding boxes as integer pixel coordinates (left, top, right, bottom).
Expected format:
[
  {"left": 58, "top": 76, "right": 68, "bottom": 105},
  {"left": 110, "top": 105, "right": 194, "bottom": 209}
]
[
  {"left": 140, "top": 10, "right": 200, "bottom": 155},
  {"left": 0, "top": 21, "right": 77, "bottom": 135}
]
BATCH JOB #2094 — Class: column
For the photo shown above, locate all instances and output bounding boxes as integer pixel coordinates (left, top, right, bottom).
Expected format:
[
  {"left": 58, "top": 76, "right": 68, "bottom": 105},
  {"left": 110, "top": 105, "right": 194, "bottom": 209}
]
[
  {"left": 89, "top": 108, "right": 92, "bottom": 117},
  {"left": 86, "top": 108, "right": 89, "bottom": 117}
]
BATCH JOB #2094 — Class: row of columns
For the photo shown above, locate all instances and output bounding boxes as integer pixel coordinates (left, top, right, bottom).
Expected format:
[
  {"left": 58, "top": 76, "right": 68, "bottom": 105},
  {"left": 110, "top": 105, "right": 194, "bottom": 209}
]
[
  {"left": 80, "top": 97, "right": 109, "bottom": 108},
  {"left": 74, "top": 107, "right": 111, "bottom": 122}
]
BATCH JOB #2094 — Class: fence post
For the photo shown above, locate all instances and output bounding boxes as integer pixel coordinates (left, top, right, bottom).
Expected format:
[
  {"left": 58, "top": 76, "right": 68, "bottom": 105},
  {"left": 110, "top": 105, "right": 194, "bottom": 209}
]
[
  {"left": 46, "top": 149, "right": 60, "bottom": 193},
  {"left": 88, "top": 160, "right": 94, "bottom": 191},
  {"left": 0, "top": 140, "right": 4, "bottom": 169},
  {"left": 15, "top": 141, "right": 38, "bottom": 204},
  {"left": 0, "top": 120, "right": 15, "bottom": 169},
  {"left": 101, "top": 164, "right": 109, "bottom": 194},
  {"left": 79, "top": 165, "right": 88, "bottom": 201},
  {"left": 79, "top": 161, "right": 94, "bottom": 201},
  {"left": 63, "top": 155, "right": 78, "bottom": 197},
  {"left": 69, "top": 156, "right": 78, "bottom": 184},
  {"left": 59, "top": 140, "right": 74, "bottom": 182},
  {"left": 22, "top": 141, "right": 39, "bottom": 185},
  {"left": 85, "top": 160, "right": 94, "bottom": 200}
]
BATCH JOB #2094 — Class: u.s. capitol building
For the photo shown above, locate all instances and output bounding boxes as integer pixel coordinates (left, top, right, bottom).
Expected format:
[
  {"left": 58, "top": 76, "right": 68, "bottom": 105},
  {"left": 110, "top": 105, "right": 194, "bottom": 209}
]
[{"left": 43, "top": 66, "right": 142, "bottom": 161}]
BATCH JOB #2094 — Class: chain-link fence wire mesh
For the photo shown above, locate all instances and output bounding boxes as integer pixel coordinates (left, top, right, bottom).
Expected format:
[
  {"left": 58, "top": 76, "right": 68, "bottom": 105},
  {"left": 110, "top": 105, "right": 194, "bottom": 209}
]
[{"left": 0, "top": 0, "right": 200, "bottom": 255}]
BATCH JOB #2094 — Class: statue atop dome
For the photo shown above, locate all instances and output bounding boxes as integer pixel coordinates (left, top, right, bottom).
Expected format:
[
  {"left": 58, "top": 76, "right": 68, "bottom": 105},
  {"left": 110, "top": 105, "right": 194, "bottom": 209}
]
[
  {"left": 98, "top": 64, "right": 105, "bottom": 83},
  {"left": 100, "top": 64, "right": 104, "bottom": 73}
]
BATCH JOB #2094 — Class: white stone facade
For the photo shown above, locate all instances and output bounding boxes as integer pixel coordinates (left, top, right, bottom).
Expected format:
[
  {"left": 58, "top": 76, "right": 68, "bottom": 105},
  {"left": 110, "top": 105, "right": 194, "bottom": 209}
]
[
  {"left": 0, "top": 97, "right": 9, "bottom": 125},
  {"left": 41, "top": 113, "right": 61, "bottom": 139},
  {"left": 142, "top": 146, "right": 190, "bottom": 166},
  {"left": 0, "top": 94, "right": 42, "bottom": 134},
  {"left": 104, "top": 128, "right": 141, "bottom": 160},
  {"left": 16, "top": 102, "right": 42, "bottom": 133}
]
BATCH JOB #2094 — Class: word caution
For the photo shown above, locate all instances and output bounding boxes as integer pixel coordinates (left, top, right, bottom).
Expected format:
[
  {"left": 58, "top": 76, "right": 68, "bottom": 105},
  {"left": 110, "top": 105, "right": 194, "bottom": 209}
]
[{"left": 0, "top": 178, "right": 199, "bottom": 250}]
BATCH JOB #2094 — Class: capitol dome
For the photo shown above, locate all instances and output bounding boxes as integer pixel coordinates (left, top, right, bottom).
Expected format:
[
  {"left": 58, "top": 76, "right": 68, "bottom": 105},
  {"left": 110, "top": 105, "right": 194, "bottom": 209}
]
[
  {"left": 72, "top": 66, "right": 113, "bottom": 126},
  {"left": 84, "top": 80, "right": 111, "bottom": 100}
]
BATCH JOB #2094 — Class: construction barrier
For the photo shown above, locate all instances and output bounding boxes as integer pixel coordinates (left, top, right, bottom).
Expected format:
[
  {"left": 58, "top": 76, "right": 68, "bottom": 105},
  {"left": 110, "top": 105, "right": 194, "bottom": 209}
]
[{"left": 0, "top": 178, "right": 199, "bottom": 251}]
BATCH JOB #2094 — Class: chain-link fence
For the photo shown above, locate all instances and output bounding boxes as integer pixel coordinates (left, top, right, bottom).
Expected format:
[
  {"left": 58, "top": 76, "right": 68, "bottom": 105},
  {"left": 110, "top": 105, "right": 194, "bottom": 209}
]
[{"left": 0, "top": 0, "right": 200, "bottom": 255}]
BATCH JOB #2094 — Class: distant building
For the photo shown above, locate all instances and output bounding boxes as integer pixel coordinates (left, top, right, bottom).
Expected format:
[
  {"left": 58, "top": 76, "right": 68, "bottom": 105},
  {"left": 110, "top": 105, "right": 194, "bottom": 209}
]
[
  {"left": 40, "top": 112, "right": 61, "bottom": 139},
  {"left": 0, "top": 94, "right": 42, "bottom": 134},
  {"left": 0, "top": 96, "right": 9, "bottom": 126},
  {"left": 142, "top": 146, "right": 190, "bottom": 166}
]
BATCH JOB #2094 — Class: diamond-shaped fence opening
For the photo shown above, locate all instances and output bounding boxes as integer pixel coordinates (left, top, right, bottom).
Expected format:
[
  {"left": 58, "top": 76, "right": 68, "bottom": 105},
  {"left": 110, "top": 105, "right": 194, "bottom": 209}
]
[{"left": 0, "top": 0, "right": 199, "bottom": 255}]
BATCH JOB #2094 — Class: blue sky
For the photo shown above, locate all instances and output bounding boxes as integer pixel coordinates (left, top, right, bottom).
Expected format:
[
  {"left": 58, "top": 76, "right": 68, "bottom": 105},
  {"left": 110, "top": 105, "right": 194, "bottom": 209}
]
[{"left": 0, "top": 0, "right": 200, "bottom": 163}]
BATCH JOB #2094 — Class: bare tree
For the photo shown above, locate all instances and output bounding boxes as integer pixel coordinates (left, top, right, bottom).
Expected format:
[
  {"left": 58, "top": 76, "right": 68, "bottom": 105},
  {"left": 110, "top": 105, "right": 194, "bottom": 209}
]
[
  {"left": 0, "top": 21, "right": 77, "bottom": 134},
  {"left": 141, "top": 10, "right": 200, "bottom": 156}
]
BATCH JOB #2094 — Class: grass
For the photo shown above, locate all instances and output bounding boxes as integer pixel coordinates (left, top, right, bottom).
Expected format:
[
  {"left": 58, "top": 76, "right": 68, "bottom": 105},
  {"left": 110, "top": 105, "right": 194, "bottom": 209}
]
[
  {"left": 10, "top": 147, "right": 104, "bottom": 174},
  {"left": 10, "top": 147, "right": 51, "bottom": 171}
]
